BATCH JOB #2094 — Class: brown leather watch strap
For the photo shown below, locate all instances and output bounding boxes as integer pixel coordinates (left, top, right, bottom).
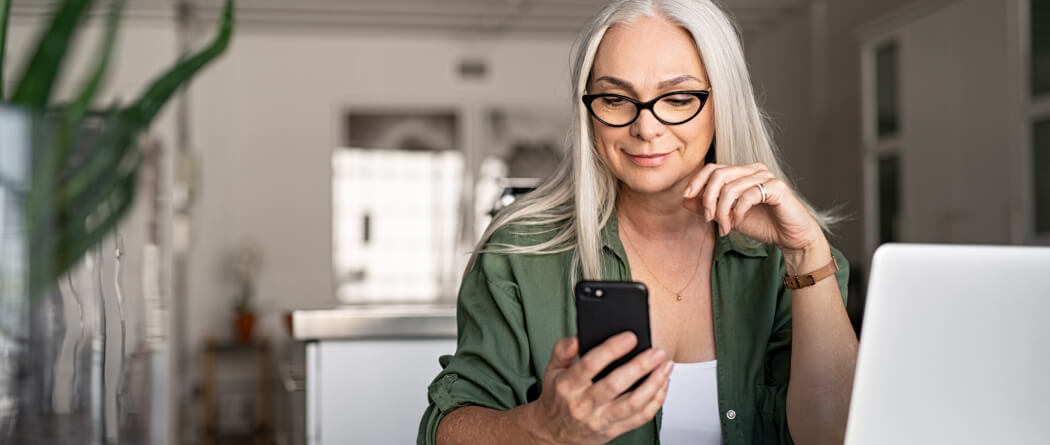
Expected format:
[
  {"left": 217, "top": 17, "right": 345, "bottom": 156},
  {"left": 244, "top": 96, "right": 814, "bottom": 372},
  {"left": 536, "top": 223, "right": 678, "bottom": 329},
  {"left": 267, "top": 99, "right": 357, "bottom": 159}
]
[{"left": 783, "top": 255, "right": 839, "bottom": 289}]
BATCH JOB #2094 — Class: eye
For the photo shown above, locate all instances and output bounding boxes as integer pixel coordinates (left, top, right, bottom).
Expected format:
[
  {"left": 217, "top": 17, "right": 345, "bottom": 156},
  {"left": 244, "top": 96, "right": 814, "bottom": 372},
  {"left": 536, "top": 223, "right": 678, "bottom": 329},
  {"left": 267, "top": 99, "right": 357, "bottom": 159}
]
[
  {"left": 598, "top": 96, "right": 629, "bottom": 107},
  {"left": 662, "top": 95, "right": 697, "bottom": 107}
]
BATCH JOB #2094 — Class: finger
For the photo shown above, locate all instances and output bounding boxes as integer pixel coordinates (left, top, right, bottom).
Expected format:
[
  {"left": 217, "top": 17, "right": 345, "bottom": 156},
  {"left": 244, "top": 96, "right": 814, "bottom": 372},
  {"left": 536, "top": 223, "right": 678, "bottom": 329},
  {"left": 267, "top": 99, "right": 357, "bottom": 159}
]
[
  {"left": 731, "top": 180, "right": 767, "bottom": 228},
  {"left": 567, "top": 331, "right": 638, "bottom": 384},
  {"left": 758, "top": 178, "right": 788, "bottom": 207},
  {"left": 700, "top": 165, "right": 755, "bottom": 222},
  {"left": 586, "top": 347, "right": 667, "bottom": 405},
  {"left": 616, "top": 377, "right": 670, "bottom": 436},
  {"left": 547, "top": 336, "right": 579, "bottom": 373},
  {"left": 604, "top": 364, "right": 672, "bottom": 437},
  {"left": 602, "top": 359, "right": 672, "bottom": 419},
  {"left": 716, "top": 171, "right": 774, "bottom": 235},
  {"left": 683, "top": 163, "right": 723, "bottom": 198}
]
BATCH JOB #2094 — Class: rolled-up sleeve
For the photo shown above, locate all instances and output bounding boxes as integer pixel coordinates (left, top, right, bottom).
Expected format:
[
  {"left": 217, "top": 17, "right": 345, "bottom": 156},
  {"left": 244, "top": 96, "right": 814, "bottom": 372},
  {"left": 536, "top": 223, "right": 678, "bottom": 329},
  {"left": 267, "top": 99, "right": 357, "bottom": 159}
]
[{"left": 417, "top": 252, "right": 538, "bottom": 445}]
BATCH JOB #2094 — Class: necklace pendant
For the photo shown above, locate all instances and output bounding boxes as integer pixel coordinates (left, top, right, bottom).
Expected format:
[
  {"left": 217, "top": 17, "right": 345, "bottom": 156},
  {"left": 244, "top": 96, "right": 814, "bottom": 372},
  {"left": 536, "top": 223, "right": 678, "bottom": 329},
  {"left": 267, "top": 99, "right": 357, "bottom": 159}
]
[{"left": 676, "top": 294, "right": 682, "bottom": 301}]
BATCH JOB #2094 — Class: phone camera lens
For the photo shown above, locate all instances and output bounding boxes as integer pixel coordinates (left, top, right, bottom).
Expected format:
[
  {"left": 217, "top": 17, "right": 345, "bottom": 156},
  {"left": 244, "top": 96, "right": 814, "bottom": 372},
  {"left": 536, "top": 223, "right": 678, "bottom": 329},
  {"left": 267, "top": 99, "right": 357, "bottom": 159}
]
[
  {"left": 595, "top": 289, "right": 604, "bottom": 297},
  {"left": 584, "top": 287, "right": 591, "bottom": 294}
]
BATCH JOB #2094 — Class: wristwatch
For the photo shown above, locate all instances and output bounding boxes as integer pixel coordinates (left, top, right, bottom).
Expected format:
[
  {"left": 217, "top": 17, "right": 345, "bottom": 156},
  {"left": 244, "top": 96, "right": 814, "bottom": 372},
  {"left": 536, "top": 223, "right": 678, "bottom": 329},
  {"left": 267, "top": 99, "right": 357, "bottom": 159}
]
[{"left": 783, "top": 255, "right": 839, "bottom": 289}]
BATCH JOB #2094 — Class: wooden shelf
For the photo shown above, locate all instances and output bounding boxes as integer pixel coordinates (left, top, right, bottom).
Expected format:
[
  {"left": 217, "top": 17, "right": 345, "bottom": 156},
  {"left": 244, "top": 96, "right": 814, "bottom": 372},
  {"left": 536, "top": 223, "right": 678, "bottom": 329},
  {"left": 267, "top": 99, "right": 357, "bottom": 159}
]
[{"left": 201, "top": 338, "right": 272, "bottom": 445}]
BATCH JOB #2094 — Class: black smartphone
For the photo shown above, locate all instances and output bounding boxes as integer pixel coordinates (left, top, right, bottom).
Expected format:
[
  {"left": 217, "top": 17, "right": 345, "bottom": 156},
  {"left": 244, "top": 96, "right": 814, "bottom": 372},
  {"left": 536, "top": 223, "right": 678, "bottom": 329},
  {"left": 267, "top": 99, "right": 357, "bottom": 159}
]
[{"left": 574, "top": 280, "right": 653, "bottom": 390}]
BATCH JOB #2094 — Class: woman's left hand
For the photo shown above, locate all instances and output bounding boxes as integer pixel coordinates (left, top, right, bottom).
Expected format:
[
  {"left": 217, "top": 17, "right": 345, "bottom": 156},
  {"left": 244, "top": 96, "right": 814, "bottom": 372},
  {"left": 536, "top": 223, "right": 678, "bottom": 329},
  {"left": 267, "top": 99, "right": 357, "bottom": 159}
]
[{"left": 681, "top": 162, "right": 824, "bottom": 253}]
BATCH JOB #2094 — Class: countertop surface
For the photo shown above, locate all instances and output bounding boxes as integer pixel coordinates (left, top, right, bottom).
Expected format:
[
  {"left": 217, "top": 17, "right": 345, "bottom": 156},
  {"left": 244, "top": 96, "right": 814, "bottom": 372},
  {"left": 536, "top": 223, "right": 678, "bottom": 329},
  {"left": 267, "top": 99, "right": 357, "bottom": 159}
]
[{"left": 292, "top": 303, "right": 457, "bottom": 340}]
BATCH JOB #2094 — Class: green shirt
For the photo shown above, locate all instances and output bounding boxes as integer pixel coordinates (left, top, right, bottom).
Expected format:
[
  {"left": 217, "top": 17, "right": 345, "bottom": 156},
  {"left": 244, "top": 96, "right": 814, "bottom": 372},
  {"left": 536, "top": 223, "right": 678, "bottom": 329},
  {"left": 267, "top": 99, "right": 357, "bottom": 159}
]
[{"left": 418, "top": 212, "right": 849, "bottom": 445}]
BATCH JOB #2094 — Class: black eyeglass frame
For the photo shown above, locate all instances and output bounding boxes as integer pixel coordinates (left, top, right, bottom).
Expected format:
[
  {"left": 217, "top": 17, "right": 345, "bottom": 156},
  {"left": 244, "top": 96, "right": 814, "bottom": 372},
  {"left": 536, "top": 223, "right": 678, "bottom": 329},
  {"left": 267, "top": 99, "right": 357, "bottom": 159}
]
[{"left": 581, "top": 89, "right": 711, "bottom": 127}]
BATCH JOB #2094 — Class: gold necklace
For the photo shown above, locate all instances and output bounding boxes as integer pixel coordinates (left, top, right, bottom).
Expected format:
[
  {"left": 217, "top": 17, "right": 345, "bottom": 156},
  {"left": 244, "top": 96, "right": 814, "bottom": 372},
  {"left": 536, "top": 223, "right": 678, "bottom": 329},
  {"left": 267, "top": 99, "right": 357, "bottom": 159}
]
[{"left": 619, "top": 215, "right": 710, "bottom": 302}]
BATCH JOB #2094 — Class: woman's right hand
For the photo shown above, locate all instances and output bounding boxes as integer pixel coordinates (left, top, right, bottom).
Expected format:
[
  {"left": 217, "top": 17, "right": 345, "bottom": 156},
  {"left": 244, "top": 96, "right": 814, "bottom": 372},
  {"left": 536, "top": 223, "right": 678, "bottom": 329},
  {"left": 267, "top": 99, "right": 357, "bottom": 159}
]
[{"left": 523, "top": 332, "right": 673, "bottom": 445}]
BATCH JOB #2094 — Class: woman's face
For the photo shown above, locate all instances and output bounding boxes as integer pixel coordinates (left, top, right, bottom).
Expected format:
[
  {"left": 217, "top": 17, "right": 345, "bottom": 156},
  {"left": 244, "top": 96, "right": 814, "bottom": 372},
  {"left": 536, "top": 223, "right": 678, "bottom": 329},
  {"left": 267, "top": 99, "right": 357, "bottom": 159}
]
[{"left": 588, "top": 15, "right": 714, "bottom": 196}]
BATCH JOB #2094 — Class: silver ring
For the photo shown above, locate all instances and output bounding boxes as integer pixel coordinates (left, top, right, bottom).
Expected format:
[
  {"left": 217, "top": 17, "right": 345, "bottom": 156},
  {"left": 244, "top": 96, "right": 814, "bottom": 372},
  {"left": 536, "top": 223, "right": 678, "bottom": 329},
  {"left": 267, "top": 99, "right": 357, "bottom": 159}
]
[{"left": 756, "top": 183, "right": 767, "bottom": 204}]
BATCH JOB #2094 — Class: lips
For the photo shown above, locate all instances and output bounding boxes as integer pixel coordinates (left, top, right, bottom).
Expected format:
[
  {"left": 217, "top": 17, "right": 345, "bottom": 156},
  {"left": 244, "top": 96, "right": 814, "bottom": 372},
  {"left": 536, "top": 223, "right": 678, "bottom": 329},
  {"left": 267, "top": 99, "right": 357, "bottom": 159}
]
[{"left": 626, "top": 151, "right": 673, "bottom": 167}]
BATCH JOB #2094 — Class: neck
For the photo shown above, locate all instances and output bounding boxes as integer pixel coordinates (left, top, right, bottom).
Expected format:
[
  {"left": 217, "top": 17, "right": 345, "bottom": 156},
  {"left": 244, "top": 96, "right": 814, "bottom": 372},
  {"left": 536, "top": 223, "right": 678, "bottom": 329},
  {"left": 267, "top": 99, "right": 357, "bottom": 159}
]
[{"left": 616, "top": 182, "right": 709, "bottom": 242}]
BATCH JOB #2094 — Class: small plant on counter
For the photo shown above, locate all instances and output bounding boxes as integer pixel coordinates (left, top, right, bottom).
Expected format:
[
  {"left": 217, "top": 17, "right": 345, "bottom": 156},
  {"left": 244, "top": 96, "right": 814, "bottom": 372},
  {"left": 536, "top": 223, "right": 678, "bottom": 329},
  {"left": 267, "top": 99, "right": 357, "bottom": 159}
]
[{"left": 229, "top": 237, "right": 263, "bottom": 343}]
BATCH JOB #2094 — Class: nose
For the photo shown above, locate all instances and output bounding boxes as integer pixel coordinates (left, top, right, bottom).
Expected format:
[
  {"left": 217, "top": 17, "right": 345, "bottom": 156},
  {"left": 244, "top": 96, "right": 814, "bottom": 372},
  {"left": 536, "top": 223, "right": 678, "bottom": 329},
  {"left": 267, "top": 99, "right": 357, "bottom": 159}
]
[{"left": 629, "top": 108, "right": 665, "bottom": 141}]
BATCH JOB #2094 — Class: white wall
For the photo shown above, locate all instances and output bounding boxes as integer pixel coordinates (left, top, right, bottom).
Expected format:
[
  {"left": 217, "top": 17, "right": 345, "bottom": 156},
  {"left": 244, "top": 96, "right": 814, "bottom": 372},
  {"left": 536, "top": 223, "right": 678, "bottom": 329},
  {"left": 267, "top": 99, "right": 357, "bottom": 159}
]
[
  {"left": 745, "top": 10, "right": 820, "bottom": 202},
  {"left": 896, "top": 0, "right": 1014, "bottom": 244},
  {"left": 185, "top": 28, "right": 575, "bottom": 350},
  {"left": 6, "top": 14, "right": 576, "bottom": 439}
]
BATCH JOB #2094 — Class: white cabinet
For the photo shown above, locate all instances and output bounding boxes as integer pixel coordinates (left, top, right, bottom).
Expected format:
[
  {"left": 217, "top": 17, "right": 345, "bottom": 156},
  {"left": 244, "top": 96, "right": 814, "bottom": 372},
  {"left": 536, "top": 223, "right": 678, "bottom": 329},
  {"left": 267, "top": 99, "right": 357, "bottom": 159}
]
[
  {"left": 294, "top": 306, "right": 457, "bottom": 445},
  {"left": 307, "top": 339, "right": 456, "bottom": 445}
]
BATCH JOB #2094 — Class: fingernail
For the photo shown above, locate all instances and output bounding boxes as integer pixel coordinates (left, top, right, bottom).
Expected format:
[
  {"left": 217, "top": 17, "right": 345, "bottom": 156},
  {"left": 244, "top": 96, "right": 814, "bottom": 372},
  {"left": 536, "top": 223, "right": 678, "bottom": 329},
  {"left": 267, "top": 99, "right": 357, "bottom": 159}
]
[
  {"left": 705, "top": 210, "right": 713, "bottom": 221},
  {"left": 683, "top": 186, "right": 693, "bottom": 197},
  {"left": 648, "top": 348, "right": 666, "bottom": 364},
  {"left": 664, "top": 362, "right": 674, "bottom": 373},
  {"left": 619, "top": 331, "right": 636, "bottom": 345}
]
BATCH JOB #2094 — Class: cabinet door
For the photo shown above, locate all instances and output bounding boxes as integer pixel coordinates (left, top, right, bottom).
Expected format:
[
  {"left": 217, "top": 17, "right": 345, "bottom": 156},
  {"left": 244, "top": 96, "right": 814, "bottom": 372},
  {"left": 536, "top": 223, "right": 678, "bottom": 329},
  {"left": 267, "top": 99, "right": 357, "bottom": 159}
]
[{"left": 309, "top": 339, "right": 456, "bottom": 445}]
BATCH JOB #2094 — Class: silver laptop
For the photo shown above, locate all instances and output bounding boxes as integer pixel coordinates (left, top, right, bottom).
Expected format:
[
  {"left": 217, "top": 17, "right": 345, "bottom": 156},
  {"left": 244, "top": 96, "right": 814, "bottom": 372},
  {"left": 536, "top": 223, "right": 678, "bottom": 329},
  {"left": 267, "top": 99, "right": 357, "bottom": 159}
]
[{"left": 845, "top": 244, "right": 1050, "bottom": 445}]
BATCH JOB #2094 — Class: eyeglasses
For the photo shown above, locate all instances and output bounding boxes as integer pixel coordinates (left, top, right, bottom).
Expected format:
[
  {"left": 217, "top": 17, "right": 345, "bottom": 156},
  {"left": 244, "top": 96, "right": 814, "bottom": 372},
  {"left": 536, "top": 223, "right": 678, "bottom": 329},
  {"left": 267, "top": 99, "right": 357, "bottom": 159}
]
[{"left": 581, "top": 89, "right": 711, "bottom": 127}]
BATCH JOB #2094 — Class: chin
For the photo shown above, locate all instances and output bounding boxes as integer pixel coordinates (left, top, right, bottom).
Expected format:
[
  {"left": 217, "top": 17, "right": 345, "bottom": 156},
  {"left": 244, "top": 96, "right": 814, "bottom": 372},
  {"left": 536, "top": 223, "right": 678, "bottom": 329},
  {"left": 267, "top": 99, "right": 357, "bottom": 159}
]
[{"left": 619, "top": 172, "right": 680, "bottom": 195}]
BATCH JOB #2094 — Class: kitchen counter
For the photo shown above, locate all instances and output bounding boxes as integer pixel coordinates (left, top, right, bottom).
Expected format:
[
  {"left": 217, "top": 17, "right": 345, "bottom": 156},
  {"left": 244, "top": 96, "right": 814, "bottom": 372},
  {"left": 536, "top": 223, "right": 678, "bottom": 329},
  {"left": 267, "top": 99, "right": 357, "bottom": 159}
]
[
  {"left": 291, "top": 303, "right": 457, "bottom": 341},
  {"left": 294, "top": 304, "right": 458, "bottom": 444}
]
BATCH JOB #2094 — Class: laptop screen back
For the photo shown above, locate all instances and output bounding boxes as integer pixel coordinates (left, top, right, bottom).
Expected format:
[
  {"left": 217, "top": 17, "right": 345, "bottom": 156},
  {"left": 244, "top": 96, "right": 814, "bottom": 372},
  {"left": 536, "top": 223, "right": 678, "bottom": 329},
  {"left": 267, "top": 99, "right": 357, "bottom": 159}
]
[{"left": 845, "top": 244, "right": 1050, "bottom": 445}]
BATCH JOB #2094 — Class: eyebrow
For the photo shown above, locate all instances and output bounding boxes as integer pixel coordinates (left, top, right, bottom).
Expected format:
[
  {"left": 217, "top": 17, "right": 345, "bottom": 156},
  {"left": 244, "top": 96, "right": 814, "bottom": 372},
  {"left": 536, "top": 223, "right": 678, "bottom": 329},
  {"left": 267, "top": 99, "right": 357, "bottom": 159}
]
[{"left": 592, "top": 74, "right": 706, "bottom": 92}]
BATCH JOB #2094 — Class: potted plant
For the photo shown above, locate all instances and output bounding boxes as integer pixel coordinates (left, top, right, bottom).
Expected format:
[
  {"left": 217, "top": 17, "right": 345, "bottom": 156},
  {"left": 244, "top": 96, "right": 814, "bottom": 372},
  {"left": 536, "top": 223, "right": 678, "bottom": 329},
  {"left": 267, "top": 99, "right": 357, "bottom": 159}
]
[
  {"left": 0, "top": 0, "right": 235, "bottom": 442},
  {"left": 230, "top": 238, "right": 263, "bottom": 344}
]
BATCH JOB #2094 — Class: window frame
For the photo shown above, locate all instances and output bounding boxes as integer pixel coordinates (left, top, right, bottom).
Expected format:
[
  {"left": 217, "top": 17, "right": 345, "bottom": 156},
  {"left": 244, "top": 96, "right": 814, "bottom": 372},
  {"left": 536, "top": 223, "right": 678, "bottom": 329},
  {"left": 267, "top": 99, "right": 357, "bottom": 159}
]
[{"left": 1020, "top": 0, "right": 1050, "bottom": 243}]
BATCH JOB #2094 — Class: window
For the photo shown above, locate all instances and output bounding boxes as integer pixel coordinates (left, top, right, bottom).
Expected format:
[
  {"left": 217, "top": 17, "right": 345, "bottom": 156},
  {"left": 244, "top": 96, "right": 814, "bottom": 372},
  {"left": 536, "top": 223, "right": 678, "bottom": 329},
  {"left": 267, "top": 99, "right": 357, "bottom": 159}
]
[
  {"left": 333, "top": 108, "right": 566, "bottom": 303},
  {"left": 1033, "top": 118, "right": 1050, "bottom": 234},
  {"left": 878, "top": 154, "right": 901, "bottom": 244},
  {"left": 334, "top": 111, "right": 462, "bottom": 303},
  {"left": 864, "top": 38, "right": 903, "bottom": 254},
  {"left": 1032, "top": 0, "right": 1050, "bottom": 96},
  {"left": 1029, "top": 0, "right": 1050, "bottom": 241},
  {"left": 875, "top": 41, "right": 900, "bottom": 139}
]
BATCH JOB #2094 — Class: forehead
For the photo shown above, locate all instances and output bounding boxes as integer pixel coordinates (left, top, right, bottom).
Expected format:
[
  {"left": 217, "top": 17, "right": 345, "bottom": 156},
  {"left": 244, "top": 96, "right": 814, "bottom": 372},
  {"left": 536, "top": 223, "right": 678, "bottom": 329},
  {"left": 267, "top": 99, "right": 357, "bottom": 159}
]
[{"left": 591, "top": 15, "right": 707, "bottom": 85}]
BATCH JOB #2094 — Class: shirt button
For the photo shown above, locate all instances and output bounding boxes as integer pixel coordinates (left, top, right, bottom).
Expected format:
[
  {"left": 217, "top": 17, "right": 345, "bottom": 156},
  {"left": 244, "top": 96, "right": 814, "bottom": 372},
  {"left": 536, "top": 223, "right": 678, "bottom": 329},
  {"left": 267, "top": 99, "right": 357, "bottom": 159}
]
[{"left": 726, "top": 410, "right": 737, "bottom": 420}]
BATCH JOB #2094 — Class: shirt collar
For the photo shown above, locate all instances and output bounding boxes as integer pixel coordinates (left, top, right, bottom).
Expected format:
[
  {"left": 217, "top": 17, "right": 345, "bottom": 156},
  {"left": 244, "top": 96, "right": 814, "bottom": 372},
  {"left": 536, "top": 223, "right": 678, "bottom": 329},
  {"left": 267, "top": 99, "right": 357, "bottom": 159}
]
[{"left": 601, "top": 210, "right": 769, "bottom": 262}]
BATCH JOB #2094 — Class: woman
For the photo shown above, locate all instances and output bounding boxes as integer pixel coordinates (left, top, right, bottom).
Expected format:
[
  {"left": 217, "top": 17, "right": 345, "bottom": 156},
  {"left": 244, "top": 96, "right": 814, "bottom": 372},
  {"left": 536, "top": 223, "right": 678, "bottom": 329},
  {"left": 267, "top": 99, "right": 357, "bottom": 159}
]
[{"left": 419, "top": 1, "right": 858, "bottom": 444}]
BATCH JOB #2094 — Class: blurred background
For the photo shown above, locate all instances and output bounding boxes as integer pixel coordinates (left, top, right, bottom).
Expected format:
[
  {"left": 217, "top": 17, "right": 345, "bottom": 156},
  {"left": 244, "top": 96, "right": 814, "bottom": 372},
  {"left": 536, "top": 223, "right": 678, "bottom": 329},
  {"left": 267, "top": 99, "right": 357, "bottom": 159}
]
[{"left": 3, "top": 0, "right": 1048, "bottom": 443}]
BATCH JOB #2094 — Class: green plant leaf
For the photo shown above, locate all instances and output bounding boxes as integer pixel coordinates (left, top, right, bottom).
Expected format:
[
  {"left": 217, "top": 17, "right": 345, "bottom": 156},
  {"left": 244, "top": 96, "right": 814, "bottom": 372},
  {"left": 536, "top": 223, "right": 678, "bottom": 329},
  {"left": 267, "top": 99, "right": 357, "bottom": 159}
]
[
  {"left": 59, "top": 112, "right": 138, "bottom": 220},
  {"left": 60, "top": 163, "right": 138, "bottom": 270},
  {"left": 10, "top": 0, "right": 96, "bottom": 107},
  {"left": 48, "top": 0, "right": 125, "bottom": 193},
  {"left": 23, "top": 0, "right": 235, "bottom": 298},
  {"left": 64, "top": 0, "right": 124, "bottom": 132},
  {"left": 26, "top": 106, "right": 126, "bottom": 293},
  {"left": 130, "top": 0, "right": 233, "bottom": 126},
  {"left": 55, "top": 123, "right": 134, "bottom": 210},
  {"left": 0, "top": 0, "right": 11, "bottom": 100},
  {"left": 30, "top": 164, "right": 138, "bottom": 296}
]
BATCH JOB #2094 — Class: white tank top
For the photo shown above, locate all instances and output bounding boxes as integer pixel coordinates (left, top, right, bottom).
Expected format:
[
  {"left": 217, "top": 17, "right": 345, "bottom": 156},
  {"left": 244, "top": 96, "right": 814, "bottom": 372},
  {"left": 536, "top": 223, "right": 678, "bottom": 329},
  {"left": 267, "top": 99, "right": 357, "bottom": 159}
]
[{"left": 660, "top": 360, "right": 723, "bottom": 445}]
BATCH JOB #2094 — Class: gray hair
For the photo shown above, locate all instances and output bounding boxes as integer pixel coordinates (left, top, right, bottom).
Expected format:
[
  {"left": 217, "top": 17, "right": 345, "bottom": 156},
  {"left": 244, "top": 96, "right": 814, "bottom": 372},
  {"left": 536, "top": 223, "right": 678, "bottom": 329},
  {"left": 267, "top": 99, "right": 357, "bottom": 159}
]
[{"left": 467, "top": 0, "right": 838, "bottom": 280}]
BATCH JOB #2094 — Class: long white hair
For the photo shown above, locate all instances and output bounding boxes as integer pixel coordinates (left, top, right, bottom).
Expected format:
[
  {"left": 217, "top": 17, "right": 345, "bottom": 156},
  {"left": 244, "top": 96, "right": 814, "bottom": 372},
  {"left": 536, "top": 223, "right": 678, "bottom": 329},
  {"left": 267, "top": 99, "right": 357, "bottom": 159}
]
[{"left": 467, "top": 0, "right": 837, "bottom": 281}]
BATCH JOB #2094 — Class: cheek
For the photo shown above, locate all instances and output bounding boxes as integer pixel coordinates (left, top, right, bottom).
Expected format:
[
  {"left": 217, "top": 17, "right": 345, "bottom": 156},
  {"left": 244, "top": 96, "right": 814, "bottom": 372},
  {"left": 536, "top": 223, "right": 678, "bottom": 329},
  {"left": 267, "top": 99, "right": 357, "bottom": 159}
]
[
  {"left": 591, "top": 124, "right": 621, "bottom": 158},
  {"left": 679, "top": 115, "right": 715, "bottom": 154},
  {"left": 669, "top": 125, "right": 712, "bottom": 155}
]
